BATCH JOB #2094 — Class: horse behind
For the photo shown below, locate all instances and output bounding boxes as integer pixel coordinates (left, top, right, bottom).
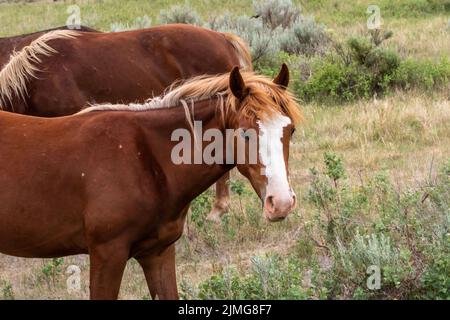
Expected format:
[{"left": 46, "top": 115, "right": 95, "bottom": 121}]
[
  {"left": 0, "top": 65, "right": 301, "bottom": 299},
  {"left": 0, "top": 25, "right": 98, "bottom": 68}
]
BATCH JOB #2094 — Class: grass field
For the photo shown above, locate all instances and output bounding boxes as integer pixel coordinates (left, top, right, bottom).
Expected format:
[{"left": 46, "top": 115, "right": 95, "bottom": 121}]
[
  {"left": 1, "top": 0, "right": 449, "bottom": 58},
  {"left": 0, "top": 0, "right": 449, "bottom": 299}
]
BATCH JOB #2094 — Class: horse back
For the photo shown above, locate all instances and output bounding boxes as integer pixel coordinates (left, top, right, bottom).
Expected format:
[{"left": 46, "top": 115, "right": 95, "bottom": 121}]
[{"left": 21, "top": 25, "right": 243, "bottom": 116}]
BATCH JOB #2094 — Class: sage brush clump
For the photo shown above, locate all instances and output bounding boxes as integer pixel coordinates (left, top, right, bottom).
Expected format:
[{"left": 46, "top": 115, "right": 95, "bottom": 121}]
[
  {"left": 208, "top": 0, "right": 329, "bottom": 63},
  {"left": 208, "top": 14, "right": 280, "bottom": 62},
  {"left": 158, "top": 3, "right": 202, "bottom": 25},
  {"left": 253, "top": 0, "right": 301, "bottom": 30},
  {"left": 279, "top": 16, "right": 329, "bottom": 56},
  {"left": 182, "top": 254, "right": 312, "bottom": 299}
]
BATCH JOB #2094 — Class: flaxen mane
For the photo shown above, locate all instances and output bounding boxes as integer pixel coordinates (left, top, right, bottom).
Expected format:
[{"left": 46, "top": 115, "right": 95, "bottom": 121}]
[
  {"left": 0, "top": 30, "right": 79, "bottom": 108},
  {"left": 222, "top": 32, "right": 253, "bottom": 71},
  {"left": 78, "top": 71, "right": 302, "bottom": 124}
]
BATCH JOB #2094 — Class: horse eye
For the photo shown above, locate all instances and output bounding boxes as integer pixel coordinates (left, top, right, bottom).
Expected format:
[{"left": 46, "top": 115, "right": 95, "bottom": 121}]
[{"left": 291, "top": 128, "right": 296, "bottom": 136}]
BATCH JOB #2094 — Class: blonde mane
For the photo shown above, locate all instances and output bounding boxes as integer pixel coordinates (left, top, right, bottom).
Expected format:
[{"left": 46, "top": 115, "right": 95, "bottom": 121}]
[
  {"left": 79, "top": 71, "right": 302, "bottom": 125},
  {"left": 0, "top": 30, "right": 79, "bottom": 108},
  {"left": 222, "top": 32, "right": 253, "bottom": 71}
]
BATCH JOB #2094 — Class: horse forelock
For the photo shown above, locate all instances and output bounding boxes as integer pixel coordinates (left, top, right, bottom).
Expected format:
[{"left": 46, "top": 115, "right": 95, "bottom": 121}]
[{"left": 0, "top": 30, "right": 80, "bottom": 109}]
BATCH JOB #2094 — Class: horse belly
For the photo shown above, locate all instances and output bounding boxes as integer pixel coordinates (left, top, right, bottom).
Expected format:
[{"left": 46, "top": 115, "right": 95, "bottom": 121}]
[
  {"left": 0, "top": 218, "right": 86, "bottom": 258},
  {"left": 0, "top": 201, "right": 87, "bottom": 258}
]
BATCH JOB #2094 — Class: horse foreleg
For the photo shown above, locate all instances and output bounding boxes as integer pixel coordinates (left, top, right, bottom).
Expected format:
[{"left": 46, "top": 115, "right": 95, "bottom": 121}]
[
  {"left": 137, "top": 244, "right": 179, "bottom": 300},
  {"left": 207, "top": 172, "right": 231, "bottom": 223},
  {"left": 88, "top": 242, "right": 129, "bottom": 300}
]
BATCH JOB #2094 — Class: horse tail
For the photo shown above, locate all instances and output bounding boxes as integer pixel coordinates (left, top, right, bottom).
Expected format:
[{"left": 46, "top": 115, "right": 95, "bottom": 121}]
[
  {"left": 0, "top": 30, "right": 80, "bottom": 110},
  {"left": 222, "top": 32, "right": 253, "bottom": 71}
]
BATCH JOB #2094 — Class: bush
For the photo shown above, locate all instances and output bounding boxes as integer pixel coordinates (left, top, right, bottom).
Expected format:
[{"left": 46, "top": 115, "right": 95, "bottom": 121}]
[
  {"left": 158, "top": 4, "right": 202, "bottom": 25},
  {"left": 182, "top": 254, "right": 311, "bottom": 299},
  {"left": 208, "top": 14, "right": 281, "bottom": 62},
  {"left": 181, "top": 156, "right": 449, "bottom": 300},
  {"left": 304, "top": 154, "right": 450, "bottom": 298},
  {"left": 279, "top": 16, "right": 330, "bottom": 56},
  {"left": 209, "top": 4, "right": 329, "bottom": 64},
  {"left": 0, "top": 279, "right": 14, "bottom": 300},
  {"left": 294, "top": 58, "right": 373, "bottom": 103},
  {"left": 294, "top": 28, "right": 450, "bottom": 103},
  {"left": 253, "top": 0, "right": 301, "bottom": 30},
  {"left": 334, "top": 232, "right": 413, "bottom": 292},
  {"left": 393, "top": 57, "right": 450, "bottom": 91},
  {"left": 419, "top": 237, "right": 450, "bottom": 300}
]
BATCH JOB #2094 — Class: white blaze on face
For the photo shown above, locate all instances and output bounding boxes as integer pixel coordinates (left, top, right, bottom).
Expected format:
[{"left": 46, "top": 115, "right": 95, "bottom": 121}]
[{"left": 257, "top": 113, "right": 292, "bottom": 198}]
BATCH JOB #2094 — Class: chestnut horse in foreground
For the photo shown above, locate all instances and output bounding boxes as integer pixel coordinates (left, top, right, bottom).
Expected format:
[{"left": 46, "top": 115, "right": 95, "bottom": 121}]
[
  {"left": 0, "top": 66, "right": 300, "bottom": 299},
  {"left": 0, "top": 24, "right": 252, "bottom": 221}
]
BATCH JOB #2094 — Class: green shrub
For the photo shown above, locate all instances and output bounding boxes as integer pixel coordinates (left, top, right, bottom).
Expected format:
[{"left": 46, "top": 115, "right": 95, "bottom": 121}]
[
  {"left": 419, "top": 236, "right": 450, "bottom": 300},
  {"left": 185, "top": 254, "right": 311, "bottom": 299},
  {"left": 294, "top": 58, "right": 373, "bottom": 103},
  {"left": 190, "top": 191, "right": 213, "bottom": 228},
  {"left": 187, "top": 190, "right": 222, "bottom": 248},
  {"left": 41, "top": 258, "right": 64, "bottom": 280},
  {"left": 0, "top": 279, "right": 14, "bottom": 300},
  {"left": 393, "top": 57, "right": 450, "bottom": 91},
  {"left": 294, "top": 30, "right": 449, "bottom": 103}
]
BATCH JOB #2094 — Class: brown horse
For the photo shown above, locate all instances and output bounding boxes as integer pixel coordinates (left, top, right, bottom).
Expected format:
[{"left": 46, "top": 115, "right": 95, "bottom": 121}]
[
  {"left": 0, "top": 65, "right": 300, "bottom": 299},
  {"left": 0, "top": 25, "right": 98, "bottom": 68},
  {"left": 0, "top": 24, "right": 252, "bottom": 220}
]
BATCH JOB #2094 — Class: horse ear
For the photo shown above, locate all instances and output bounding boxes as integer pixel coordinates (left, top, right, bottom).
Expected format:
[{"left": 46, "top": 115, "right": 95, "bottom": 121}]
[
  {"left": 273, "top": 63, "right": 290, "bottom": 89},
  {"left": 229, "top": 66, "right": 248, "bottom": 100}
]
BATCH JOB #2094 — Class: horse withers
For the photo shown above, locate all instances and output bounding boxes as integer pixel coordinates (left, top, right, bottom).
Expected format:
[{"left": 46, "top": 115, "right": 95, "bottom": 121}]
[{"left": 0, "top": 65, "right": 301, "bottom": 299}]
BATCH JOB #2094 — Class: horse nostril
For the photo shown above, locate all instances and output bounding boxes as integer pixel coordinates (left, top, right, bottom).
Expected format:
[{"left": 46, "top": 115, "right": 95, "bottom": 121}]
[
  {"left": 267, "top": 196, "right": 274, "bottom": 208},
  {"left": 264, "top": 195, "right": 275, "bottom": 212}
]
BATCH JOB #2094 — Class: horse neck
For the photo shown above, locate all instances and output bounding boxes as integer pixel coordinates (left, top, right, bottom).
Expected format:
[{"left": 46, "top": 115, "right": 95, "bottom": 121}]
[
  {"left": 0, "top": 33, "right": 41, "bottom": 54},
  {"left": 0, "top": 39, "right": 13, "bottom": 65},
  {"left": 136, "top": 98, "right": 234, "bottom": 211}
]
